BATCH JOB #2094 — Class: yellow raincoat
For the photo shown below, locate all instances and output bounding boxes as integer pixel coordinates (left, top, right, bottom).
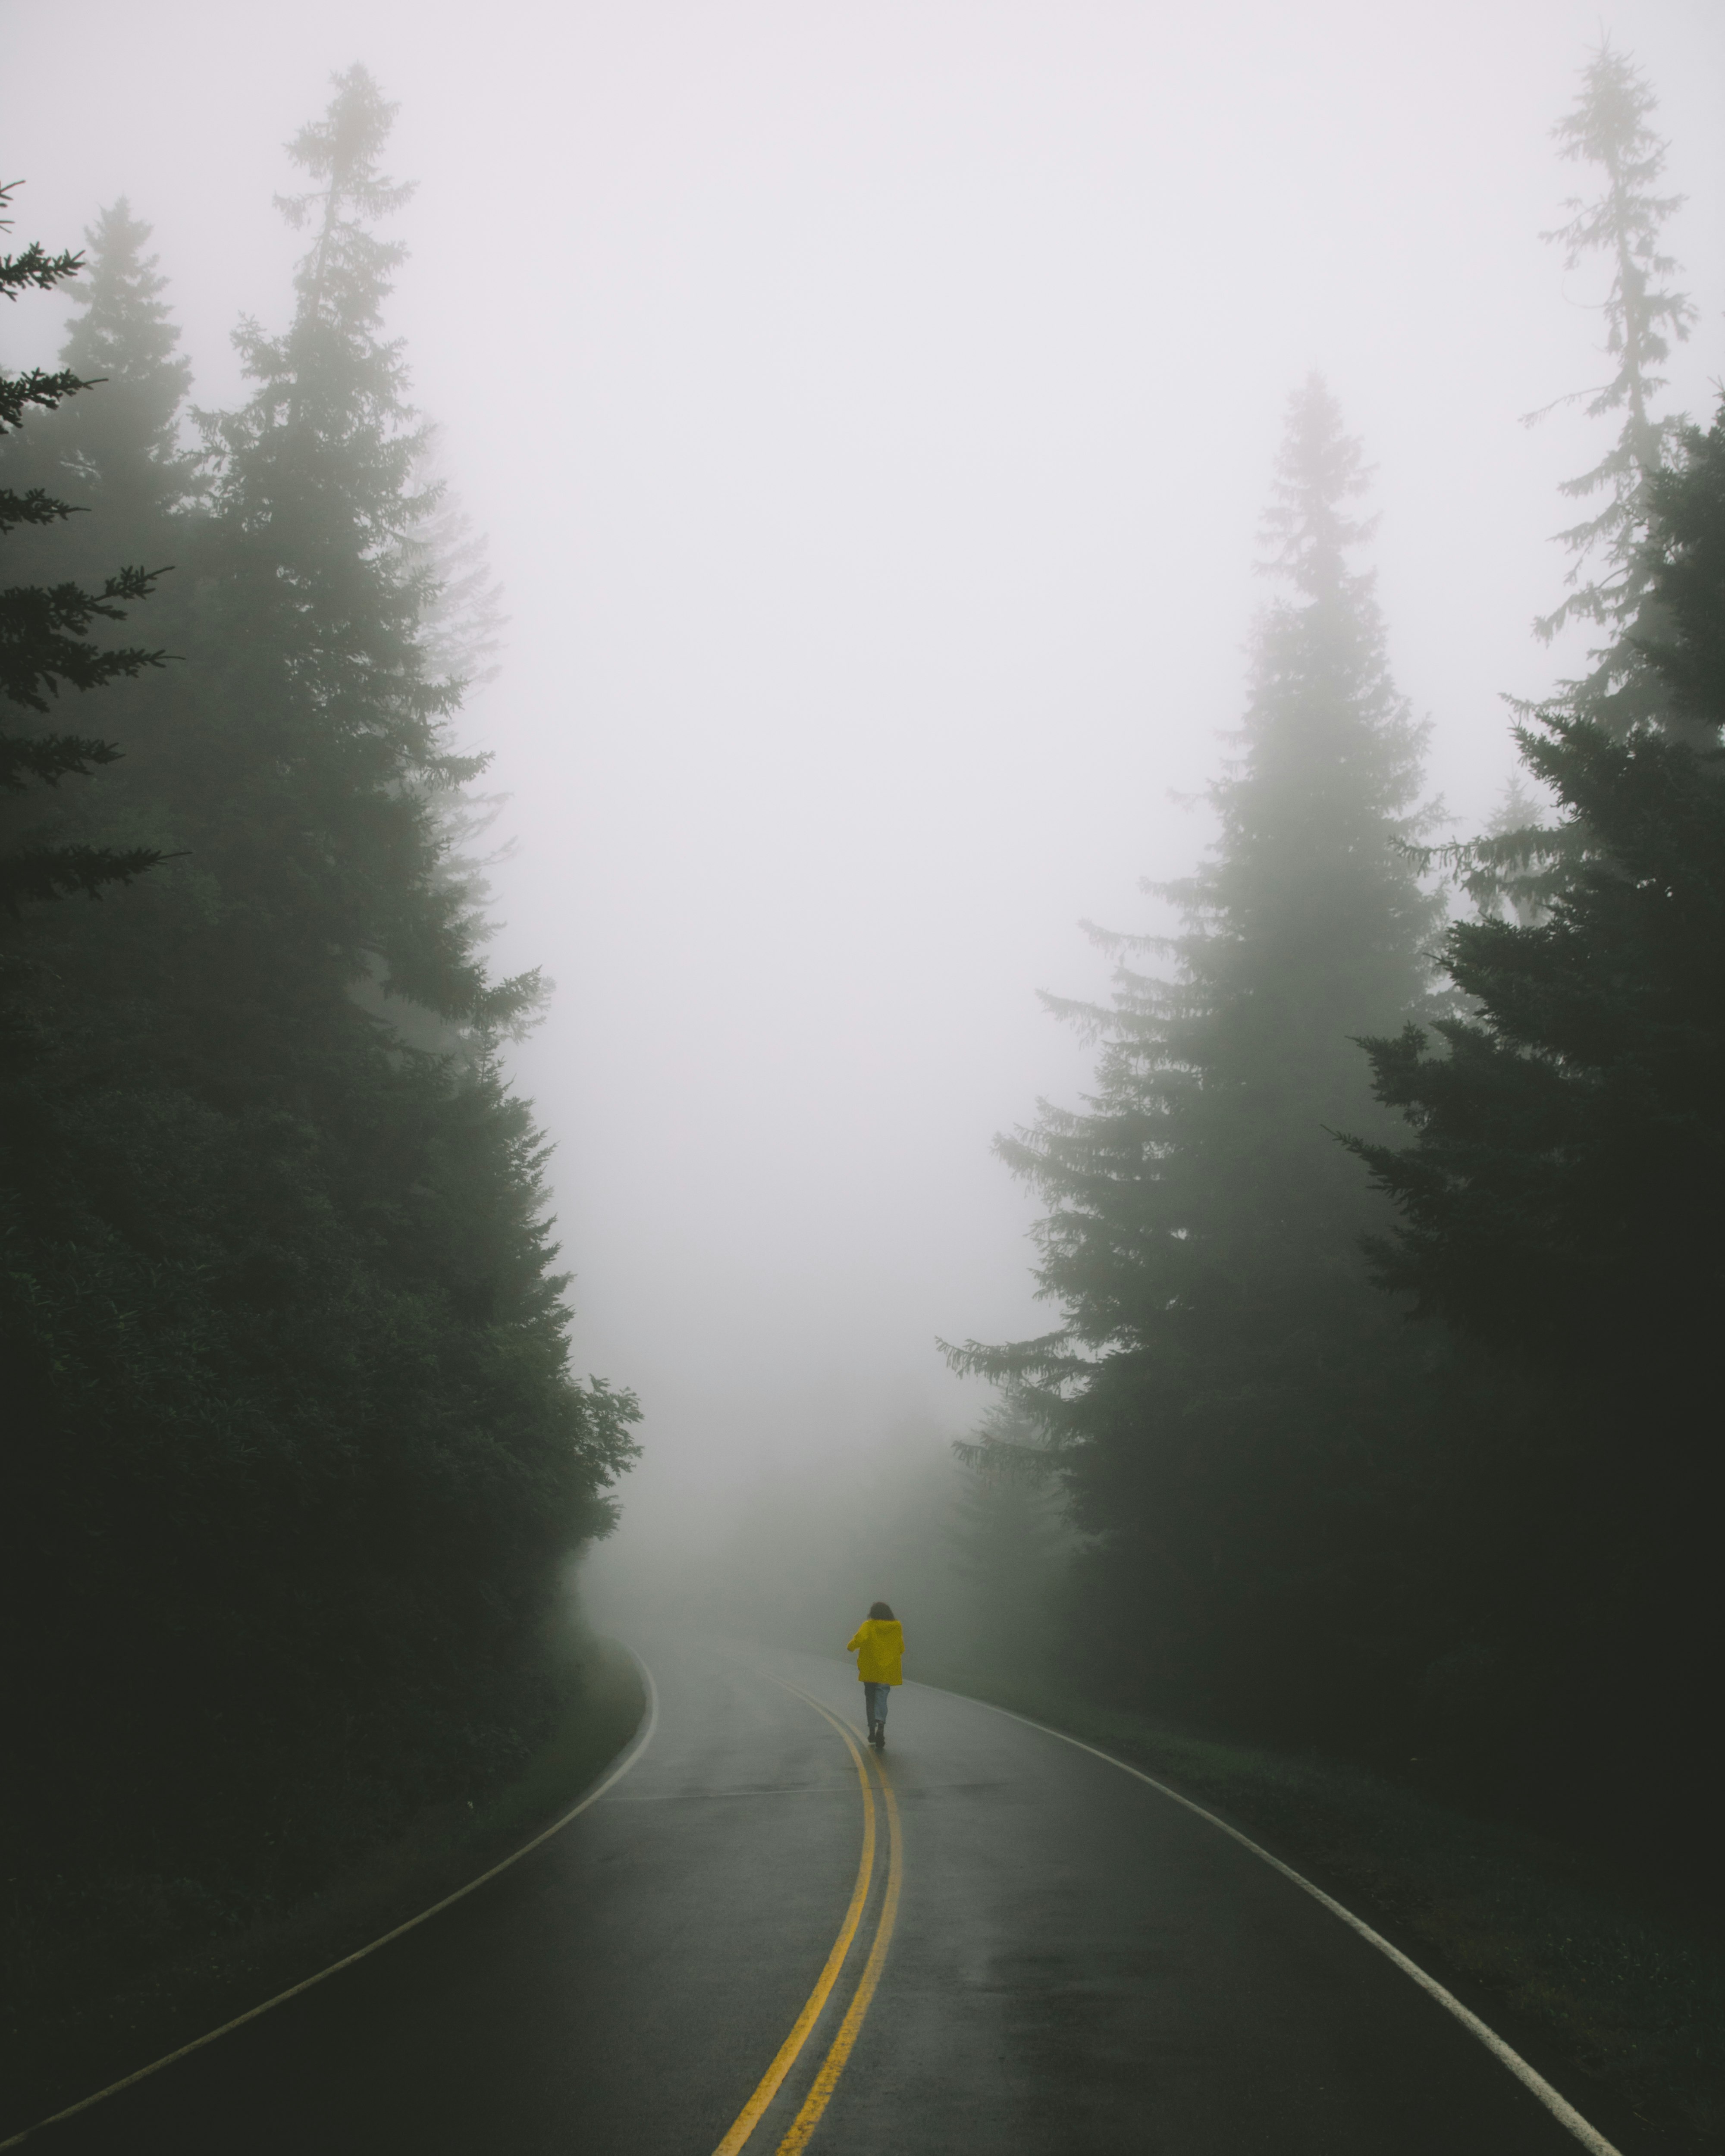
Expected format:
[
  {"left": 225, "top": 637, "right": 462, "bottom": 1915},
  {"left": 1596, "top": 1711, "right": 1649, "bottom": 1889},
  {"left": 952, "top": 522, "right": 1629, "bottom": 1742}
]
[{"left": 847, "top": 1618, "right": 904, "bottom": 1686}]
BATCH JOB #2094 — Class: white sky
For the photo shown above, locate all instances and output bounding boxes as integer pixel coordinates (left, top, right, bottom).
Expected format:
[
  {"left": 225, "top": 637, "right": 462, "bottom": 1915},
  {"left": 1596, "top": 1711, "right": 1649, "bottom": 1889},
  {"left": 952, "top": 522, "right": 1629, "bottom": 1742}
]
[{"left": 6, "top": 0, "right": 1724, "bottom": 1560}]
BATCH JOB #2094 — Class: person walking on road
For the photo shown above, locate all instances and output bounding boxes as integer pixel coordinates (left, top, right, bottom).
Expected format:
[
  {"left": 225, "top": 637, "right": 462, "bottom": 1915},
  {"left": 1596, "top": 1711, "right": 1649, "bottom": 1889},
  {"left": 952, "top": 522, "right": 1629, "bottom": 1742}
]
[{"left": 847, "top": 1601, "right": 903, "bottom": 1751}]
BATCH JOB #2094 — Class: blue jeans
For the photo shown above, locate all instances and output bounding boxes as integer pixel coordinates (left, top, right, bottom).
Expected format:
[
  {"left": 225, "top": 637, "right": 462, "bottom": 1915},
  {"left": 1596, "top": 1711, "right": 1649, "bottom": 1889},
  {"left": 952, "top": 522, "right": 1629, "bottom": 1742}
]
[{"left": 863, "top": 1682, "right": 892, "bottom": 1725}]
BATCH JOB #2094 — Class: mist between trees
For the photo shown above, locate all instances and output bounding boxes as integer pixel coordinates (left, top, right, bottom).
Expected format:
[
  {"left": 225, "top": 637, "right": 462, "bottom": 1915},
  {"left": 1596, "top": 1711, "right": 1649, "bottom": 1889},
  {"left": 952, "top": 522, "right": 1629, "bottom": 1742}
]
[
  {"left": 3, "top": 26, "right": 1724, "bottom": 2068},
  {"left": 595, "top": 1403, "right": 1076, "bottom": 1692},
  {"left": 628, "top": 41, "right": 1725, "bottom": 1899},
  {"left": 1000, "top": 47, "right": 1723, "bottom": 1896}
]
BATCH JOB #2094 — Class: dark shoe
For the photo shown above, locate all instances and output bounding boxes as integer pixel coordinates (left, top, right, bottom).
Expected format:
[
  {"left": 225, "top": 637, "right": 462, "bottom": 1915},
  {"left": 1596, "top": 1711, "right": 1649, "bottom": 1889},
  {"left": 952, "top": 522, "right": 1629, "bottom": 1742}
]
[{"left": 872, "top": 1724, "right": 886, "bottom": 1751}]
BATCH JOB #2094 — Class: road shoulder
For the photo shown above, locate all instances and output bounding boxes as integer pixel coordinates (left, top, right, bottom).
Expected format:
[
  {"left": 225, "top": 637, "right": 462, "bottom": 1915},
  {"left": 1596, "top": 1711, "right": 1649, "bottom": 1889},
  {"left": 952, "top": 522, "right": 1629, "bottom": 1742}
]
[
  {"left": 913, "top": 1667, "right": 1719, "bottom": 2156},
  {"left": 2, "top": 1636, "right": 646, "bottom": 2142}
]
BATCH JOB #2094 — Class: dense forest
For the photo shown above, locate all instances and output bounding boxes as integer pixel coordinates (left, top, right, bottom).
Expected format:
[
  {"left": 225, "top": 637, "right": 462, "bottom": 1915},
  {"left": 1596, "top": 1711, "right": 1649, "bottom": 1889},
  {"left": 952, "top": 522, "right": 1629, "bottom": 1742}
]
[
  {"left": 1, "top": 68, "right": 638, "bottom": 2012},
  {"left": 6, "top": 30, "right": 1722, "bottom": 2100},
  {"left": 950, "top": 44, "right": 1724, "bottom": 1880}
]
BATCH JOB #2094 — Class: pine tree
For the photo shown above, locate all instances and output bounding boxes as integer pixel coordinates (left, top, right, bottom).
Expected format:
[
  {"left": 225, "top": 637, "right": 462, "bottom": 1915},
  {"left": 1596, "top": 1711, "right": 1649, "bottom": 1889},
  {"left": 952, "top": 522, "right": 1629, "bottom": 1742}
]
[
  {"left": 12, "top": 198, "right": 196, "bottom": 539},
  {"left": 1460, "top": 47, "right": 1696, "bottom": 919},
  {"left": 1352, "top": 411, "right": 1725, "bottom": 1416},
  {"left": 947, "top": 380, "right": 1444, "bottom": 1733},
  {"left": 191, "top": 64, "right": 533, "bottom": 1033},
  {"left": 2, "top": 75, "right": 637, "bottom": 2017},
  {"left": 1534, "top": 44, "right": 1693, "bottom": 676},
  {"left": 1356, "top": 54, "right": 1706, "bottom": 1368},
  {"left": 0, "top": 184, "right": 168, "bottom": 908},
  {"left": 1346, "top": 404, "right": 1725, "bottom": 1838}
]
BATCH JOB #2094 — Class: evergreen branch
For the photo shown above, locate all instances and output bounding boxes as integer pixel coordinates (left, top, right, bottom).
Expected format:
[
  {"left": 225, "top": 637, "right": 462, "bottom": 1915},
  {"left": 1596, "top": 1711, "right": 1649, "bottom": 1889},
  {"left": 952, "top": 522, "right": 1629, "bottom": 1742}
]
[
  {"left": 1036, "top": 989, "right": 1131, "bottom": 1038},
  {"left": 937, "top": 1332, "right": 1086, "bottom": 1386},
  {"left": 0, "top": 486, "right": 83, "bottom": 537},
  {"left": 0, "top": 565, "right": 173, "bottom": 712},
  {"left": 0, "top": 727, "right": 124, "bottom": 790},
  {"left": 950, "top": 1433, "right": 1067, "bottom": 1479},
  {"left": 0, "top": 242, "right": 85, "bottom": 295},
  {"left": 1078, "top": 917, "right": 1174, "bottom": 959},
  {"left": 0, "top": 842, "right": 164, "bottom": 913},
  {"left": 0, "top": 365, "right": 94, "bottom": 433},
  {"left": 0, "top": 178, "right": 84, "bottom": 299},
  {"left": 1520, "top": 383, "right": 1610, "bottom": 429}
]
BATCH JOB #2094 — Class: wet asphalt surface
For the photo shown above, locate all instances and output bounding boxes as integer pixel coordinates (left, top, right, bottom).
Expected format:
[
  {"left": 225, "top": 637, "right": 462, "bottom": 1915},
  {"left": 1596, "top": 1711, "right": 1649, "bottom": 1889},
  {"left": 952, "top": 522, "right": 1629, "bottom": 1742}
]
[{"left": 29, "top": 1635, "right": 1622, "bottom": 2155}]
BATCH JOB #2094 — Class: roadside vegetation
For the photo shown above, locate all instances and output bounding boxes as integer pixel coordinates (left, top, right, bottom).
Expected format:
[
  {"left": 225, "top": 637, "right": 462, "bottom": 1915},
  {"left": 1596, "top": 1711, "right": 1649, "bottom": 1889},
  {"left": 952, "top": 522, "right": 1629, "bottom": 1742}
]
[
  {"left": 0, "top": 69, "right": 638, "bottom": 2118},
  {"left": 946, "top": 39, "right": 1725, "bottom": 1919},
  {"left": 1, "top": 1633, "right": 644, "bottom": 2139},
  {"left": 926, "top": 43, "right": 1725, "bottom": 2144},
  {"left": 917, "top": 1662, "right": 1724, "bottom": 2153}
]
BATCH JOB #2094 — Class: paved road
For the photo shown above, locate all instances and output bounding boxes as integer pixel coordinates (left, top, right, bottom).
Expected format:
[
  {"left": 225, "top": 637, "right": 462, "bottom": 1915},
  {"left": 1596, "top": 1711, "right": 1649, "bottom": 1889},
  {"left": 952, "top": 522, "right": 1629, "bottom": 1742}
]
[{"left": 32, "top": 1635, "right": 1622, "bottom": 2154}]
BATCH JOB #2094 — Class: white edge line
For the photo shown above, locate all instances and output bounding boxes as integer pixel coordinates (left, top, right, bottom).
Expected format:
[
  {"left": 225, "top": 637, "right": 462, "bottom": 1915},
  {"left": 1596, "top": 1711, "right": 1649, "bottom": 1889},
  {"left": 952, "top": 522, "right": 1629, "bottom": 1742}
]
[
  {"left": 926, "top": 1684, "right": 1623, "bottom": 2156},
  {"left": 0, "top": 1650, "right": 661, "bottom": 2151}
]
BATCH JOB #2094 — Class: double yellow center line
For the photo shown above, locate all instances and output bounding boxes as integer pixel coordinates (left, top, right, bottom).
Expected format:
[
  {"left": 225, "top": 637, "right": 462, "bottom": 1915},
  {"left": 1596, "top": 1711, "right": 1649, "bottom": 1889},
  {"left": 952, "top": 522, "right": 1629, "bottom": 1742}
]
[{"left": 711, "top": 1683, "right": 904, "bottom": 2156}]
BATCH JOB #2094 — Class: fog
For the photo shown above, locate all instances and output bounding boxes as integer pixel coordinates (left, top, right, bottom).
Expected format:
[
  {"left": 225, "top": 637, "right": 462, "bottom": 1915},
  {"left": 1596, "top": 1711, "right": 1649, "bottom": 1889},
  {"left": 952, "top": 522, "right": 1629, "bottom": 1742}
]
[{"left": 7, "top": 0, "right": 1724, "bottom": 1636}]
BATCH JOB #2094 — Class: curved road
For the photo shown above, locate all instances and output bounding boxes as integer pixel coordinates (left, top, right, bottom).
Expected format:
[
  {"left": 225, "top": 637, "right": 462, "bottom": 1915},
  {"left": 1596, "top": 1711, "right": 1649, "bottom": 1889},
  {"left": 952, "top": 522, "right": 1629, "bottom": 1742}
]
[{"left": 31, "top": 1635, "right": 1628, "bottom": 2154}]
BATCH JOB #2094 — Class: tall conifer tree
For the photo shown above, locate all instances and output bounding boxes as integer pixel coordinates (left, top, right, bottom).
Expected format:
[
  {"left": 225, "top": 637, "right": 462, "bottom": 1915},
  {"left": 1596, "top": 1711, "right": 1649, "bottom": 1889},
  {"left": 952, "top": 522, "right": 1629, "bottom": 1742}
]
[
  {"left": 1348, "top": 404, "right": 1725, "bottom": 1837},
  {"left": 13, "top": 199, "right": 196, "bottom": 543},
  {"left": 3, "top": 74, "right": 636, "bottom": 2012},
  {"left": 0, "top": 185, "right": 168, "bottom": 908},
  {"left": 949, "top": 380, "right": 1441, "bottom": 1731},
  {"left": 191, "top": 65, "right": 533, "bottom": 1032},
  {"left": 1534, "top": 45, "right": 1692, "bottom": 679},
  {"left": 1468, "top": 47, "right": 1698, "bottom": 916}
]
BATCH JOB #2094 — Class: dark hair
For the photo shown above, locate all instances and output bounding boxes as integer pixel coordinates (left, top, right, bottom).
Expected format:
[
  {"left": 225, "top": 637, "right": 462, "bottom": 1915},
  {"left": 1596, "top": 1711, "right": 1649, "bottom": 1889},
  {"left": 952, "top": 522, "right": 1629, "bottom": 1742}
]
[{"left": 868, "top": 1601, "right": 895, "bottom": 1620}]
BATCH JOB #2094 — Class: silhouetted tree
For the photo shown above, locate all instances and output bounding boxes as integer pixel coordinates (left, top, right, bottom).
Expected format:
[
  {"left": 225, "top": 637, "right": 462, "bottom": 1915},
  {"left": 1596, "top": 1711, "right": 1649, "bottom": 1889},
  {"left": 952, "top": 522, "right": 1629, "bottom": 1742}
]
[
  {"left": 1352, "top": 408, "right": 1725, "bottom": 1423},
  {"left": 1347, "top": 400, "right": 1725, "bottom": 1843},
  {"left": 948, "top": 379, "right": 1445, "bottom": 1736},
  {"left": 1534, "top": 43, "right": 1693, "bottom": 670},
  {"left": 0, "top": 184, "right": 166, "bottom": 909},
  {"left": 2, "top": 77, "right": 636, "bottom": 2032},
  {"left": 1466, "top": 46, "right": 1697, "bottom": 915}
]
